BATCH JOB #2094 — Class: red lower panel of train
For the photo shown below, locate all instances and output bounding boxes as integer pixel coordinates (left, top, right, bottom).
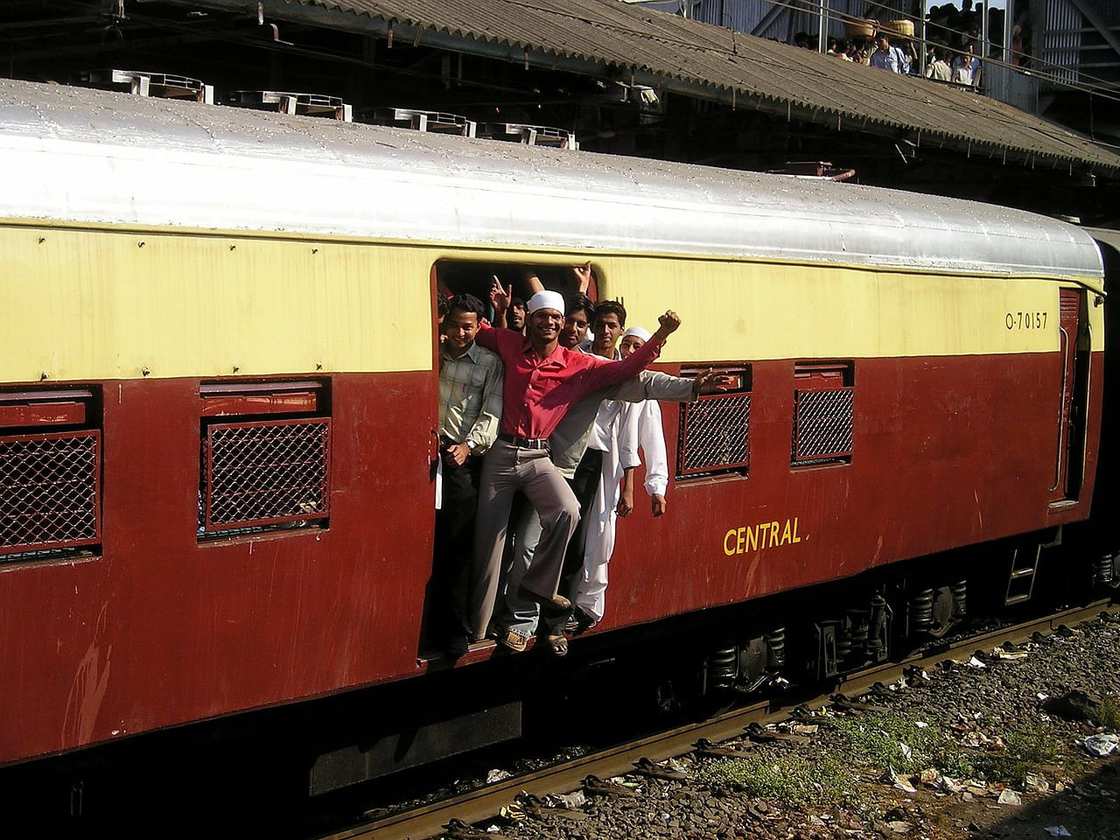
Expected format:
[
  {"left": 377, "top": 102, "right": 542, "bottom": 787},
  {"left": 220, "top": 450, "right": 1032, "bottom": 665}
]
[{"left": 0, "top": 350, "right": 1101, "bottom": 765}]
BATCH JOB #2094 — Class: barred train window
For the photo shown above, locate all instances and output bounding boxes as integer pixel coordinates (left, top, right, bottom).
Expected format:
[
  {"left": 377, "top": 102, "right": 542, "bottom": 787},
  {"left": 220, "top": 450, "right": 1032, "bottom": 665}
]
[
  {"left": 198, "top": 380, "right": 331, "bottom": 540},
  {"left": 676, "top": 366, "right": 752, "bottom": 480},
  {"left": 791, "top": 362, "right": 854, "bottom": 467},
  {"left": 0, "top": 388, "right": 101, "bottom": 561}
]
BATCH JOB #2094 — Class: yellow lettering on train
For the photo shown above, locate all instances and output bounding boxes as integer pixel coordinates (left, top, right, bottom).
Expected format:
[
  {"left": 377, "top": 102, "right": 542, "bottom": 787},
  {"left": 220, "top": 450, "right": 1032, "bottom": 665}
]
[{"left": 721, "top": 517, "right": 805, "bottom": 556}]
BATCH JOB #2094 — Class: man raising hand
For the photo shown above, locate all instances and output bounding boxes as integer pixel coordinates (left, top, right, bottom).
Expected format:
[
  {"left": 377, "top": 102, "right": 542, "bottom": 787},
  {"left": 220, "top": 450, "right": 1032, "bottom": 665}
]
[{"left": 469, "top": 289, "right": 681, "bottom": 650}]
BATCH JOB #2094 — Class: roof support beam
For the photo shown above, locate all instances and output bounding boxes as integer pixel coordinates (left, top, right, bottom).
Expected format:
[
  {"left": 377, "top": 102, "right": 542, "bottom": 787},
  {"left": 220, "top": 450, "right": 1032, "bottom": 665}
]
[
  {"left": 1066, "top": 0, "right": 1120, "bottom": 62},
  {"left": 750, "top": 2, "right": 786, "bottom": 37}
]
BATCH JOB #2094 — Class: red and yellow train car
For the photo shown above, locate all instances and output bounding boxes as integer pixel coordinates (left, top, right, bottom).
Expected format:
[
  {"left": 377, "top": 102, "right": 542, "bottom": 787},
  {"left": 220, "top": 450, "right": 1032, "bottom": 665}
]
[{"left": 0, "top": 79, "right": 1109, "bottom": 803}]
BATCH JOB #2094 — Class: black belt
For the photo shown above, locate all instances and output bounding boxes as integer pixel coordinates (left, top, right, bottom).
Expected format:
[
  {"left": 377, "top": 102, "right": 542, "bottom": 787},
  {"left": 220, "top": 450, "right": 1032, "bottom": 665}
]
[{"left": 499, "top": 432, "right": 550, "bottom": 450}]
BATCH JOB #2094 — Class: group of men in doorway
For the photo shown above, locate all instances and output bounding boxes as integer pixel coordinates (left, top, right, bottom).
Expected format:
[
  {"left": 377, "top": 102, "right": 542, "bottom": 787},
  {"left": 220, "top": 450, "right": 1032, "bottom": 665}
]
[{"left": 431, "top": 264, "right": 728, "bottom": 658}]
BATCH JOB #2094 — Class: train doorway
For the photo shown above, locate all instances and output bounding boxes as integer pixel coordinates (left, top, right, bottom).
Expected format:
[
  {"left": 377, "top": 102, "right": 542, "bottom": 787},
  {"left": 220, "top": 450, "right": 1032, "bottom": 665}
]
[{"left": 1050, "top": 287, "right": 1090, "bottom": 504}]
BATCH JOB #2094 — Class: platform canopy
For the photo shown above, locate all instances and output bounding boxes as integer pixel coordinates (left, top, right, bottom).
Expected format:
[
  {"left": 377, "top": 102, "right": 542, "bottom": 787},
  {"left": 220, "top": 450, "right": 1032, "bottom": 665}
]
[{"left": 178, "top": 0, "right": 1120, "bottom": 174}]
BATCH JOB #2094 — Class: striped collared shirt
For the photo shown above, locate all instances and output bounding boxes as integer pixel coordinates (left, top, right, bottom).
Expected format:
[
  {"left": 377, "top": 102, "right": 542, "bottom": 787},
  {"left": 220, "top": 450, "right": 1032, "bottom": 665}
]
[{"left": 439, "top": 341, "right": 503, "bottom": 452}]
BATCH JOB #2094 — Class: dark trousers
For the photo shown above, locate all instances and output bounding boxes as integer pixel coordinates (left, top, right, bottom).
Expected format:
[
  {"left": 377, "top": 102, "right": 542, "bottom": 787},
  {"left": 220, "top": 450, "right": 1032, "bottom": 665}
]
[
  {"left": 543, "top": 447, "right": 603, "bottom": 632},
  {"left": 431, "top": 455, "right": 482, "bottom": 639}
]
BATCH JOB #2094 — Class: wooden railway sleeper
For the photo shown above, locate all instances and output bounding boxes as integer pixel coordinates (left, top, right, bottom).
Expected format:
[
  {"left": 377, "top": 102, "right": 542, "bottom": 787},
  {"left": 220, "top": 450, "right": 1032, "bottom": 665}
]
[
  {"left": 581, "top": 774, "right": 640, "bottom": 798},
  {"left": 632, "top": 756, "right": 690, "bottom": 781},
  {"left": 829, "top": 693, "right": 885, "bottom": 713},
  {"left": 789, "top": 703, "right": 820, "bottom": 721},
  {"left": 444, "top": 817, "right": 511, "bottom": 840},
  {"left": 867, "top": 680, "right": 895, "bottom": 698},
  {"left": 694, "top": 737, "right": 754, "bottom": 758},
  {"left": 744, "top": 721, "right": 811, "bottom": 745},
  {"left": 514, "top": 793, "right": 588, "bottom": 823}
]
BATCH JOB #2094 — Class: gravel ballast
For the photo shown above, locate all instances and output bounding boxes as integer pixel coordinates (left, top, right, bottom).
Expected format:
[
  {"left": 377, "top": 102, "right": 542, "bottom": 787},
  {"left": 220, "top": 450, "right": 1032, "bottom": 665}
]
[{"left": 459, "top": 612, "right": 1120, "bottom": 840}]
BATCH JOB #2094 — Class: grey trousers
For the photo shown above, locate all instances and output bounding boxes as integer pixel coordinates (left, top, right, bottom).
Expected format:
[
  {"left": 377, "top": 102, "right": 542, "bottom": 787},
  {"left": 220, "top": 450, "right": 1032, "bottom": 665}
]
[{"left": 469, "top": 439, "right": 580, "bottom": 640}]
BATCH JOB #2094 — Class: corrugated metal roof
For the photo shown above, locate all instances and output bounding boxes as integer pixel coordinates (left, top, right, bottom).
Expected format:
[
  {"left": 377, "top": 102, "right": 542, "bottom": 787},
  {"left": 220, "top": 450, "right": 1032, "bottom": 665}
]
[{"left": 216, "top": 0, "right": 1120, "bottom": 172}]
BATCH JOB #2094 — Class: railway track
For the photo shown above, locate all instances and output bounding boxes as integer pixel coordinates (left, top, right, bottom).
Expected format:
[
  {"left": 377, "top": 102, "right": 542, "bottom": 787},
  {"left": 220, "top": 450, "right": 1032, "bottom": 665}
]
[{"left": 325, "top": 601, "right": 1116, "bottom": 840}]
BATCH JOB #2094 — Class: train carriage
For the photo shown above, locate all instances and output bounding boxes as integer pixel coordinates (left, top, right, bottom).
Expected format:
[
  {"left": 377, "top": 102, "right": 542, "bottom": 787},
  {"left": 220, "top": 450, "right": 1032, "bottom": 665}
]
[{"left": 0, "top": 78, "right": 1109, "bottom": 802}]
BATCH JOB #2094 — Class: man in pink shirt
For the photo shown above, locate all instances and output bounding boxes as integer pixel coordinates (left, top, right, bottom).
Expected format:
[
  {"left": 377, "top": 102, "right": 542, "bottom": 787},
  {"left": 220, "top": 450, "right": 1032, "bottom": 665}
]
[{"left": 468, "top": 290, "right": 680, "bottom": 650}]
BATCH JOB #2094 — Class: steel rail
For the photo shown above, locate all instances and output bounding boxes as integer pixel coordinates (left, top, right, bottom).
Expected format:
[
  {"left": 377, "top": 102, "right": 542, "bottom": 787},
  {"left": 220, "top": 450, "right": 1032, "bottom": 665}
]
[{"left": 324, "top": 600, "right": 1115, "bottom": 840}]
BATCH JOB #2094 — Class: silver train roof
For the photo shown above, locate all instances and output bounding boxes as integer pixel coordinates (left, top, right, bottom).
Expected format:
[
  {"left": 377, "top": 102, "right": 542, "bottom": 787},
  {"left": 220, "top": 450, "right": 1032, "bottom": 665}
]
[{"left": 0, "top": 78, "right": 1104, "bottom": 286}]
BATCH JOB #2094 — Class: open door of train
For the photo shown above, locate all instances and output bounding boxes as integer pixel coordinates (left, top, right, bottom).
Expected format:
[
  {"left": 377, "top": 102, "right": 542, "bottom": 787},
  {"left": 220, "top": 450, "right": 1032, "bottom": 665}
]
[{"left": 1050, "top": 287, "right": 1090, "bottom": 504}]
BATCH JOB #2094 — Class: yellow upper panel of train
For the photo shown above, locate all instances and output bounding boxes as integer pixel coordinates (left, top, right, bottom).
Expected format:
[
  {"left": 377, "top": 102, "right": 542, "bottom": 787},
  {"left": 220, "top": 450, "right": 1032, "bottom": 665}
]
[{"left": 0, "top": 226, "right": 1101, "bottom": 384}]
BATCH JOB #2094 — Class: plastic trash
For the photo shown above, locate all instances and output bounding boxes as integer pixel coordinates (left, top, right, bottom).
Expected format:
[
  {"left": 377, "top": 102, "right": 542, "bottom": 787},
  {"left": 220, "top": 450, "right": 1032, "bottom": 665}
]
[
  {"left": 1081, "top": 733, "right": 1119, "bottom": 757},
  {"left": 548, "top": 790, "right": 587, "bottom": 810}
]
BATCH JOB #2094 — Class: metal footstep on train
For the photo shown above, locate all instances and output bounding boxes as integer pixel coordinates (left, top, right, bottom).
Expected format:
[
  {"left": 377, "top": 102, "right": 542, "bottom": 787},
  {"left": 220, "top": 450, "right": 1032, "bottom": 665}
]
[{"left": 1005, "top": 544, "right": 1042, "bottom": 606}]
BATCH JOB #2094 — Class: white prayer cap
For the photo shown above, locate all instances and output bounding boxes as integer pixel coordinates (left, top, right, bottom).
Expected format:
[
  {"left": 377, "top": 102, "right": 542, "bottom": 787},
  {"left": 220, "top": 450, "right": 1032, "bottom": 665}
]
[
  {"left": 526, "top": 290, "right": 565, "bottom": 315},
  {"left": 623, "top": 326, "right": 652, "bottom": 341}
]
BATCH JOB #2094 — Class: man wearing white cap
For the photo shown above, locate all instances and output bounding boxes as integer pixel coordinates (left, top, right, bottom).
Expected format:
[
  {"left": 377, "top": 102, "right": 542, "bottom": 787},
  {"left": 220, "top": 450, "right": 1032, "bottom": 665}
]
[
  {"left": 575, "top": 326, "right": 671, "bottom": 627},
  {"left": 492, "top": 288, "right": 730, "bottom": 654},
  {"left": 469, "top": 288, "right": 682, "bottom": 650}
]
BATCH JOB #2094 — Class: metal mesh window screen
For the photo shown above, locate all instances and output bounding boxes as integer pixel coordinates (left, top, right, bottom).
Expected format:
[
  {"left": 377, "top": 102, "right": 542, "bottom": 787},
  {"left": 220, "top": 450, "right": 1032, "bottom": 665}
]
[
  {"left": 0, "top": 430, "right": 100, "bottom": 556},
  {"left": 677, "top": 392, "right": 751, "bottom": 478},
  {"left": 792, "top": 387, "right": 854, "bottom": 464},
  {"left": 203, "top": 418, "right": 331, "bottom": 533}
]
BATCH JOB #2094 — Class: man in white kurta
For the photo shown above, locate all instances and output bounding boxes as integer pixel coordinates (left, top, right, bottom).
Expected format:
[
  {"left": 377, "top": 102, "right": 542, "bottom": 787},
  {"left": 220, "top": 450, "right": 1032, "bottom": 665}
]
[{"left": 576, "top": 327, "right": 670, "bottom": 624}]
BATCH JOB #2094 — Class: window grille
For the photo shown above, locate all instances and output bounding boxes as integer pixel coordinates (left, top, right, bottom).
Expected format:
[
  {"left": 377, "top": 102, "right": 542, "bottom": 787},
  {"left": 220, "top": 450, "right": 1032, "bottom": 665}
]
[
  {"left": 201, "top": 418, "right": 331, "bottom": 535},
  {"left": 0, "top": 430, "right": 101, "bottom": 556},
  {"left": 792, "top": 362, "right": 854, "bottom": 466},
  {"left": 677, "top": 367, "right": 751, "bottom": 480}
]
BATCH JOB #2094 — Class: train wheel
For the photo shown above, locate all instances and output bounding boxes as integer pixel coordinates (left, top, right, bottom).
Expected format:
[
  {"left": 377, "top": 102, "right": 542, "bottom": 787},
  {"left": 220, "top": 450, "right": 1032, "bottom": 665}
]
[{"left": 925, "top": 585, "right": 956, "bottom": 639}]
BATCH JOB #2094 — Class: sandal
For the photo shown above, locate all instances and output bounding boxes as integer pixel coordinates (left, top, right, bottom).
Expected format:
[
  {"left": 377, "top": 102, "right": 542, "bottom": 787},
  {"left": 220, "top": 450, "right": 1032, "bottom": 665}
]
[
  {"left": 564, "top": 605, "right": 598, "bottom": 635},
  {"left": 545, "top": 633, "right": 569, "bottom": 657},
  {"left": 495, "top": 628, "right": 530, "bottom": 653}
]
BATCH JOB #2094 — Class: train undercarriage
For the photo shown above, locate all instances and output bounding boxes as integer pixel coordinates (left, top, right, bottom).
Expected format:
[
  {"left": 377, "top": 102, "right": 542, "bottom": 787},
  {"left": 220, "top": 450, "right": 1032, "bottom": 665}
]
[{"left": 3, "top": 527, "right": 1115, "bottom": 820}]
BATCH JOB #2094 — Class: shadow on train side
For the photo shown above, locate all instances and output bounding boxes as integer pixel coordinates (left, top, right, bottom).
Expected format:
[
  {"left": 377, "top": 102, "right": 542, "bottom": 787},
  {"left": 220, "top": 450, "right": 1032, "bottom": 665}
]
[{"left": 1067, "top": 231, "right": 1120, "bottom": 578}]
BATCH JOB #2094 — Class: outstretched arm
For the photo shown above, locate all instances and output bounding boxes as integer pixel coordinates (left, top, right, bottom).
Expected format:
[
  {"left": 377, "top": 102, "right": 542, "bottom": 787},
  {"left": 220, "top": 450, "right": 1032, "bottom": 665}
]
[
  {"left": 577, "top": 310, "right": 681, "bottom": 395},
  {"left": 610, "top": 368, "right": 734, "bottom": 403}
]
